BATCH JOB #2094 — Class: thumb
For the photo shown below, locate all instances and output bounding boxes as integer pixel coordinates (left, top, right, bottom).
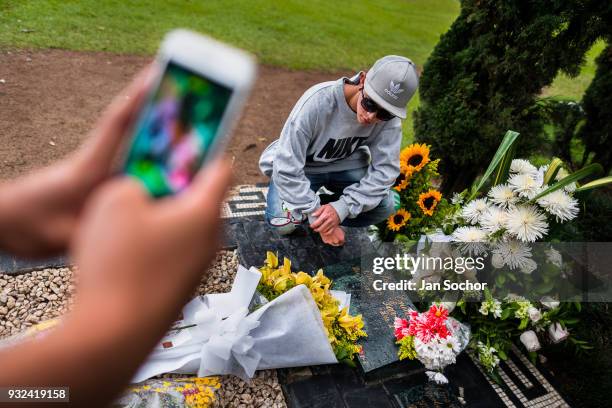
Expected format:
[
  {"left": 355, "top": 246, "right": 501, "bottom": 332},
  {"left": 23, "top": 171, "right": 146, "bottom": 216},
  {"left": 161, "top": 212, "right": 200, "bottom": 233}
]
[
  {"left": 177, "top": 158, "right": 233, "bottom": 220},
  {"left": 86, "top": 176, "right": 150, "bottom": 215}
]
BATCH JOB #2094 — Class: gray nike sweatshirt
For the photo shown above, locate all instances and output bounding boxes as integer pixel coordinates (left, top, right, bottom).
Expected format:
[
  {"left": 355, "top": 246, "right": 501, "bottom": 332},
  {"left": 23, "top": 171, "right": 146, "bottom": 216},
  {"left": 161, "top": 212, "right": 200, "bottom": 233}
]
[{"left": 259, "top": 76, "right": 401, "bottom": 223}]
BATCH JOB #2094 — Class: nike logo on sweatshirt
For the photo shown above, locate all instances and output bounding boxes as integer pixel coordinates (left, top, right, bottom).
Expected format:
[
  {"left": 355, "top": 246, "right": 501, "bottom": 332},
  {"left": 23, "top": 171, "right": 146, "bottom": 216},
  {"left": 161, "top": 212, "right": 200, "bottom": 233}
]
[{"left": 309, "top": 136, "right": 368, "bottom": 161}]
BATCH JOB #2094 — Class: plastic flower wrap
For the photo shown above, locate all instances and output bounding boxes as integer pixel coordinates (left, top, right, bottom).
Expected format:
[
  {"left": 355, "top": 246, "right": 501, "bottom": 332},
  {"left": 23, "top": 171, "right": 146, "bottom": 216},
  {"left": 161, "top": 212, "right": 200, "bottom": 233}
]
[
  {"left": 258, "top": 252, "right": 367, "bottom": 365},
  {"left": 393, "top": 305, "right": 470, "bottom": 384},
  {"left": 115, "top": 377, "right": 220, "bottom": 408}
]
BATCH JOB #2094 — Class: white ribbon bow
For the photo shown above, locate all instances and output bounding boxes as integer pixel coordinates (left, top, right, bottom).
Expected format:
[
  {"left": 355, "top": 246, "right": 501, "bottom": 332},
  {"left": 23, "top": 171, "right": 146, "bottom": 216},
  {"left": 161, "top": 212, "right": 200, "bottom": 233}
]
[{"left": 133, "top": 265, "right": 340, "bottom": 383}]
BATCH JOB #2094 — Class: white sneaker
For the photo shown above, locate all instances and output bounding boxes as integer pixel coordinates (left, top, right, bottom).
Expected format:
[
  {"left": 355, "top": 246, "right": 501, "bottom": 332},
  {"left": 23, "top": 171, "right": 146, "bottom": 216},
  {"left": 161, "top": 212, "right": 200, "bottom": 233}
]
[{"left": 269, "top": 202, "right": 305, "bottom": 235}]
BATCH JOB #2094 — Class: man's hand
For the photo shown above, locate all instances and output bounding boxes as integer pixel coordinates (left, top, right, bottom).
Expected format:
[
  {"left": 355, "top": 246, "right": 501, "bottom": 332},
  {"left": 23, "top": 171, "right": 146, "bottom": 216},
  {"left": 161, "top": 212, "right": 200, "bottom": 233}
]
[
  {"left": 320, "top": 225, "right": 345, "bottom": 246},
  {"left": 310, "top": 204, "right": 341, "bottom": 235},
  {"left": 0, "top": 65, "right": 155, "bottom": 257}
]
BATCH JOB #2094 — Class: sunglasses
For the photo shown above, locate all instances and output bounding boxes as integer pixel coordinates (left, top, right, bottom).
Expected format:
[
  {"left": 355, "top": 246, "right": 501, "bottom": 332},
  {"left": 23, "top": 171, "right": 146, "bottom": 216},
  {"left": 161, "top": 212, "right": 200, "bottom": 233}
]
[{"left": 360, "top": 88, "right": 395, "bottom": 121}]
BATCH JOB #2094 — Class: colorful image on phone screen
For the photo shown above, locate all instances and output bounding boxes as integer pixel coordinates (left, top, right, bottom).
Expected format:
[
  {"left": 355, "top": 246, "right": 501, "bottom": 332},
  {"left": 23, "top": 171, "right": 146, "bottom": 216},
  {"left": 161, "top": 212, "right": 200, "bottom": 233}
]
[{"left": 124, "top": 61, "right": 232, "bottom": 197}]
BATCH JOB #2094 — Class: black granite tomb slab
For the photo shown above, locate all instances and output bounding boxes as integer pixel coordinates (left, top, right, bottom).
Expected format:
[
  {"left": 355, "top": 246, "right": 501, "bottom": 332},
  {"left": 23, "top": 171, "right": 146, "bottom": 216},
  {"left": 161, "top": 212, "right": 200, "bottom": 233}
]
[
  {"left": 0, "top": 251, "right": 70, "bottom": 275},
  {"left": 283, "top": 373, "right": 345, "bottom": 408},
  {"left": 444, "top": 354, "right": 507, "bottom": 408},
  {"left": 233, "top": 219, "right": 416, "bottom": 373}
]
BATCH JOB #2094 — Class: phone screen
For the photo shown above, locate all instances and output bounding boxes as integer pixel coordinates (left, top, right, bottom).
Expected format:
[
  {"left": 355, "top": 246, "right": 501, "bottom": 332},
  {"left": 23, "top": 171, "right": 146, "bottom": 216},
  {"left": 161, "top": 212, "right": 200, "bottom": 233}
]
[{"left": 124, "top": 61, "right": 233, "bottom": 197}]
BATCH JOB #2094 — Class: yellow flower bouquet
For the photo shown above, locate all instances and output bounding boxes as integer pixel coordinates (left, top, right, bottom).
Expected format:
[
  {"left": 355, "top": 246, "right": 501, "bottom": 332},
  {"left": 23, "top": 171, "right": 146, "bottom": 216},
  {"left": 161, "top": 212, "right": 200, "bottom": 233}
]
[
  {"left": 378, "top": 143, "right": 449, "bottom": 241},
  {"left": 258, "top": 252, "right": 367, "bottom": 366}
]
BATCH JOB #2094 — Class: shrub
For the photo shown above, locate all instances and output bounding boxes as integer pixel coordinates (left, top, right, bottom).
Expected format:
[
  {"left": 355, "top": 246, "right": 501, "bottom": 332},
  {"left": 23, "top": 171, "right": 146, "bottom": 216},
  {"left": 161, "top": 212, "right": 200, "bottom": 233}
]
[{"left": 414, "top": 1, "right": 608, "bottom": 192}]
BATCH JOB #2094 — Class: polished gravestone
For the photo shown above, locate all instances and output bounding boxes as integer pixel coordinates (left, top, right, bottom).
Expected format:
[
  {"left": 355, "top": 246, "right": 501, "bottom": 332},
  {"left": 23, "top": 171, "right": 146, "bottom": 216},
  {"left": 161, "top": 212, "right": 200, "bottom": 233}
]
[{"left": 231, "top": 218, "right": 413, "bottom": 373}]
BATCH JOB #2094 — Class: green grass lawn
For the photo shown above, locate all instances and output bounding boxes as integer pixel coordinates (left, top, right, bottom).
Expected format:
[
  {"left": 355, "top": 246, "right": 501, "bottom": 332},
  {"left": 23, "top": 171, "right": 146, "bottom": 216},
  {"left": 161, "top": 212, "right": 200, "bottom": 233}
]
[
  {"left": 0, "top": 0, "right": 459, "bottom": 70},
  {"left": 0, "top": 0, "right": 604, "bottom": 145}
]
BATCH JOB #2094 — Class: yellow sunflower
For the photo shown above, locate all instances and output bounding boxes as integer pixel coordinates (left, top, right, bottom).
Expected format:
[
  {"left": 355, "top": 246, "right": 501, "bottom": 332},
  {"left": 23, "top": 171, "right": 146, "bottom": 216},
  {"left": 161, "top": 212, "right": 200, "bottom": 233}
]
[
  {"left": 400, "top": 143, "right": 430, "bottom": 174},
  {"left": 417, "top": 189, "right": 442, "bottom": 216},
  {"left": 394, "top": 166, "right": 412, "bottom": 192},
  {"left": 387, "top": 209, "right": 411, "bottom": 231}
]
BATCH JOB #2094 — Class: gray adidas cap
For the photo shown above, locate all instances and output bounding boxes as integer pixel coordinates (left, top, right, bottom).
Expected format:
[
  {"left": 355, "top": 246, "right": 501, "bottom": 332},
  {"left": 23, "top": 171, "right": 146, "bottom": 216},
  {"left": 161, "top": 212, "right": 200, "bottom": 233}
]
[{"left": 364, "top": 55, "right": 418, "bottom": 119}]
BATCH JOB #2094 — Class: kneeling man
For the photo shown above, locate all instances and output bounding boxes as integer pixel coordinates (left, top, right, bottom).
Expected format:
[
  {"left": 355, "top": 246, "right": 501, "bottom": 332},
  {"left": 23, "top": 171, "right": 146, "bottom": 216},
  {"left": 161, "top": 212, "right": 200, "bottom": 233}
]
[{"left": 259, "top": 55, "right": 418, "bottom": 246}]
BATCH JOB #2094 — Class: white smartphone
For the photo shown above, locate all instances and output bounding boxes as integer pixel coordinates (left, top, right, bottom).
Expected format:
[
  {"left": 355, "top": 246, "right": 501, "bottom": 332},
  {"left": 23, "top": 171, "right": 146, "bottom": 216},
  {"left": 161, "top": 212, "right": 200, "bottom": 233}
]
[{"left": 123, "top": 29, "right": 256, "bottom": 197}]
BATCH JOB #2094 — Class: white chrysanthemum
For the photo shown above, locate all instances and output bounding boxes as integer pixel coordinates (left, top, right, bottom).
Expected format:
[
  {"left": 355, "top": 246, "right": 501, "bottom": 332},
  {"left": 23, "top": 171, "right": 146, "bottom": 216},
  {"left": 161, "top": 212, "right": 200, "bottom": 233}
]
[
  {"left": 452, "top": 226, "right": 488, "bottom": 242},
  {"left": 480, "top": 206, "right": 508, "bottom": 233},
  {"left": 508, "top": 173, "right": 541, "bottom": 199},
  {"left": 510, "top": 159, "right": 538, "bottom": 176},
  {"left": 492, "top": 240, "right": 533, "bottom": 270},
  {"left": 488, "top": 184, "right": 518, "bottom": 208},
  {"left": 442, "top": 336, "right": 461, "bottom": 353},
  {"left": 451, "top": 226, "right": 488, "bottom": 255},
  {"left": 451, "top": 192, "right": 464, "bottom": 205},
  {"left": 461, "top": 198, "right": 490, "bottom": 224},
  {"left": 556, "top": 168, "right": 577, "bottom": 192},
  {"left": 505, "top": 205, "right": 549, "bottom": 242},
  {"left": 536, "top": 190, "right": 579, "bottom": 222}
]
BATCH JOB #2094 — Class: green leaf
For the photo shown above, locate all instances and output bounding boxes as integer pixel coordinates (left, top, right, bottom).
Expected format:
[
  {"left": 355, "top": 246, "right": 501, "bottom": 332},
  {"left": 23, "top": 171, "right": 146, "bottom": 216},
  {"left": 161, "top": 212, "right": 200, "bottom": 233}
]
[
  {"left": 518, "top": 318, "right": 529, "bottom": 330},
  {"left": 528, "top": 351, "right": 537, "bottom": 364},
  {"left": 501, "top": 308, "right": 513, "bottom": 320},
  {"left": 543, "top": 157, "right": 563, "bottom": 185},
  {"left": 493, "top": 141, "right": 516, "bottom": 186},
  {"left": 497, "top": 349, "right": 508, "bottom": 360},
  {"left": 495, "top": 274, "right": 506, "bottom": 286},
  {"left": 490, "top": 369, "right": 503, "bottom": 384},
  {"left": 575, "top": 176, "right": 612, "bottom": 193},
  {"left": 470, "top": 130, "right": 519, "bottom": 199},
  {"left": 530, "top": 164, "right": 604, "bottom": 202}
]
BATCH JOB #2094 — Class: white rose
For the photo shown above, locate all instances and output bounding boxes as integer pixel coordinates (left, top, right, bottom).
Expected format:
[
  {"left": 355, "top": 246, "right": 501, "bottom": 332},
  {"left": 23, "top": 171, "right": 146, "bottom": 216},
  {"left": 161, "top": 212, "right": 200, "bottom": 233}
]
[
  {"left": 520, "top": 330, "right": 541, "bottom": 352},
  {"left": 540, "top": 296, "right": 560, "bottom": 310},
  {"left": 520, "top": 258, "right": 537, "bottom": 274},
  {"left": 479, "top": 303, "right": 489, "bottom": 315},
  {"left": 527, "top": 306, "right": 542, "bottom": 322},
  {"left": 548, "top": 322, "right": 569, "bottom": 344},
  {"left": 491, "top": 253, "right": 505, "bottom": 269}
]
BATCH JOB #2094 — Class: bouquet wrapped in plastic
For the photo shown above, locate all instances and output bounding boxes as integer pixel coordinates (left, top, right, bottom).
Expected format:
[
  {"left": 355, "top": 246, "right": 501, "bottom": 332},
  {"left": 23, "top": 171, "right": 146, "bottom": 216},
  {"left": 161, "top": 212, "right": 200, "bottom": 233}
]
[
  {"left": 394, "top": 305, "right": 470, "bottom": 384},
  {"left": 133, "top": 260, "right": 363, "bottom": 382}
]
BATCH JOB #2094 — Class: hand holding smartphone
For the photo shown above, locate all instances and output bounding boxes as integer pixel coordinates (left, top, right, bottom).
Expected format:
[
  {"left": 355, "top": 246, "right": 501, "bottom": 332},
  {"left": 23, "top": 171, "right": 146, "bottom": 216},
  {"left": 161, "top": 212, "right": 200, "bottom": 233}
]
[{"left": 123, "top": 30, "right": 256, "bottom": 197}]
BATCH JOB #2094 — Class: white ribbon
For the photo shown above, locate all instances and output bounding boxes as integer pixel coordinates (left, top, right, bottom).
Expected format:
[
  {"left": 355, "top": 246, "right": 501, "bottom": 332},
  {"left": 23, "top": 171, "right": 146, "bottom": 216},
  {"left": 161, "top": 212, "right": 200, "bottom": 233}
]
[{"left": 133, "top": 265, "right": 340, "bottom": 382}]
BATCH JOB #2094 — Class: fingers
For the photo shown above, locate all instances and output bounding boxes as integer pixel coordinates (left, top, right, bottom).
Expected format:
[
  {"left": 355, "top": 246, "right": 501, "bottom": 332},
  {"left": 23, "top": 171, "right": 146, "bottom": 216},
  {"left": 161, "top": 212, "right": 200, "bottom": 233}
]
[
  {"left": 320, "top": 224, "right": 335, "bottom": 235},
  {"left": 188, "top": 158, "right": 233, "bottom": 207},
  {"left": 310, "top": 205, "right": 329, "bottom": 229},
  {"left": 313, "top": 218, "right": 333, "bottom": 233},
  {"left": 312, "top": 206, "right": 323, "bottom": 217},
  {"left": 172, "top": 158, "right": 233, "bottom": 226},
  {"left": 310, "top": 215, "right": 324, "bottom": 230},
  {"left": 86, "top": 177, "right": 149, "bottom": 215}
]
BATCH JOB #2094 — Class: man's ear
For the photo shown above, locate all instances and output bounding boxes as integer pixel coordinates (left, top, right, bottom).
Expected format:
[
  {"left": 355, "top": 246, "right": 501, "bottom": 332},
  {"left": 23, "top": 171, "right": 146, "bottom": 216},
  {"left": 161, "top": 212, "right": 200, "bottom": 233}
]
[{"left": 359, "top": 71, "right": 366, "bottom": 85}]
